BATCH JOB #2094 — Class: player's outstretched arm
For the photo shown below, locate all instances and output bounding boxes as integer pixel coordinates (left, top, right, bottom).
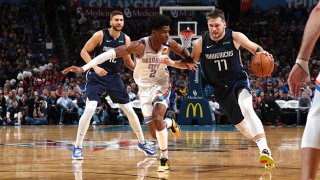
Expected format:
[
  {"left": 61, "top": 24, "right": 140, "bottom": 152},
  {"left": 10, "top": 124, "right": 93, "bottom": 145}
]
[
  {"left": 288, "top": 2, "right": 320, "bottom": 98},
  {"left": 81, "top": 40, "right": 145, "bottom": 72},
  {"left": 159, "top": 55, "right": 196, "bottom": 70}
]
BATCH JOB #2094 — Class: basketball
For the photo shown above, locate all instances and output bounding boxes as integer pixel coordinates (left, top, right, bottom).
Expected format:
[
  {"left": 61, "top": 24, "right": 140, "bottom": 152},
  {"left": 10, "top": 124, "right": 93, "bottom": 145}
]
[{"left": 250, "top": 53, "right": 274, "bottom": 77}]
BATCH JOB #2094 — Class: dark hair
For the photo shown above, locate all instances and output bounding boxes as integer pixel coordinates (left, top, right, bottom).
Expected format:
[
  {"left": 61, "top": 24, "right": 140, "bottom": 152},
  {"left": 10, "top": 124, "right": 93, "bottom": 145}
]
[
  {"left": 206, "top": 8, "right": 225, "bottom": 21},
  {"left": 110, "top": 10, "right": 123, "bottom": 20},
  {"left": 149, "top": 15, "right": 171, "bottom": 31}
]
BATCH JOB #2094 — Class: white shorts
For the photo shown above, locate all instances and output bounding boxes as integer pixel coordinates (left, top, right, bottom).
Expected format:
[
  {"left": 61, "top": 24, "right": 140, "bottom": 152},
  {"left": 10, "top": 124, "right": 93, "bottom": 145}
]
[
  {"left": 301, "top": 74, "right": 320, "bottom": 149},
  {"left": 139, "top": 85, "right": 171, "bottom": 124}
]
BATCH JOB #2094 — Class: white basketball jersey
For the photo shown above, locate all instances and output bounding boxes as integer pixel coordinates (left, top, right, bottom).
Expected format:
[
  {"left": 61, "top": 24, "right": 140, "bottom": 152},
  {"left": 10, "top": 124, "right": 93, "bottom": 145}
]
[{"left": 133, "top": 37, "right": 170, "bottom": 87}]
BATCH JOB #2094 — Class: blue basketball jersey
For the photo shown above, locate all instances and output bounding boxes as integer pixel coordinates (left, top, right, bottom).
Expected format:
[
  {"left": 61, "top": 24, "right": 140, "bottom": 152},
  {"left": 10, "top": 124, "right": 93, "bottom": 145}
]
[
  {"left": 200, "top": 29, "right": 248, "bottom": 90},
  {"left": 92, "top": 28, "right": 126, "bottom": 73}
]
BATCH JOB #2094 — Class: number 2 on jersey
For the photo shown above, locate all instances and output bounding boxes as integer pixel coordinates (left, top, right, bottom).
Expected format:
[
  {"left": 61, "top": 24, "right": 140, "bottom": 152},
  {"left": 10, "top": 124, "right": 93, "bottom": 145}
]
[{"left": 148, "top": 64, "right": 160, "bottom": 78}]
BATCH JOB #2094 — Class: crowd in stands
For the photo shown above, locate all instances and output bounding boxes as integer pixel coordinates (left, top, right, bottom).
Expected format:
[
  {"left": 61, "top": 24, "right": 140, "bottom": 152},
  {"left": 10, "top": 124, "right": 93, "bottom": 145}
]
[{"left": 0, "top": 1, "right": 319, "bottom": 126}]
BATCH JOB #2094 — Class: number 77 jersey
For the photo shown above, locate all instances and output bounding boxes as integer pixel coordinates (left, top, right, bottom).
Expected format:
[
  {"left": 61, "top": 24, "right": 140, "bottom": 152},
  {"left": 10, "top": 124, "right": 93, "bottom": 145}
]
[
  {"left": 133, "top": 37, "right": 170, "bottom": 88},
  {"left": 200, "top": 29, "right": 248, "bottom": 89}
]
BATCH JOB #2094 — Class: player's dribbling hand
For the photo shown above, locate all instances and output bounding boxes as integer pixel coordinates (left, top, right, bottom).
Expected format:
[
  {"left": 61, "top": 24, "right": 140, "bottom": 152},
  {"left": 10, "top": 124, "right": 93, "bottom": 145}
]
[
  {"left": 256, "top": 51, "right": 274, "bottom": 62},
  {"left": 93, "top": 66, "right": 107, "bottom": 76},
  {"left": 62, "top": 66, "right": 84, "bottom": 74}
]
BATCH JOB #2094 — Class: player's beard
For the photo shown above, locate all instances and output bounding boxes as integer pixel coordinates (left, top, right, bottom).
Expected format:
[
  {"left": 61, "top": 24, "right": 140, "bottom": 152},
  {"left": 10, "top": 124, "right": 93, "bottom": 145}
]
[
  {"left": 211, "top": 32, "right": 223, "bottom": 39},
  {"left": 112, "top": 25, "right": 123, "bottom": 32},
  {"left": 210, "top": 30, "right": 224, "bottom": 41}
]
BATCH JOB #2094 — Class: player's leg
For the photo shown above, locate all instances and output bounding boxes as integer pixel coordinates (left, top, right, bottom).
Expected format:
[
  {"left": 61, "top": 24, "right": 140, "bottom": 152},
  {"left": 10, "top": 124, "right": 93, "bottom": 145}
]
[
  {"left": 153, "top": 102, "right": 170, "bottom": 172},
  {"left": 73, "top": 98, "right": 98, "bottom": 160},
  {"left": 155, "top": 85, "right": 180, "bottom": 138},
  {"left": 164, "top": 110, "right": 181, "bottom": 138},
  {"left": 301, "top": 79, "right": 320, "bottom": 180},
  {"left": 119, "top": 102, "right": 156, "bottom": 156},
  {"left": 142, "top": 113, "right": 157, "bottom": 140},
  {"left": 237, "top": 88, "right": 274, "bottom": 170},
  {"left": 73, "top": 72, "right": 102, "bottom": 160},
  {"left": 108, "top": 77, "right": 155, "bottom": 156},
  {"left": 151, "top": 85, "right": 174, "bottom": 172}
]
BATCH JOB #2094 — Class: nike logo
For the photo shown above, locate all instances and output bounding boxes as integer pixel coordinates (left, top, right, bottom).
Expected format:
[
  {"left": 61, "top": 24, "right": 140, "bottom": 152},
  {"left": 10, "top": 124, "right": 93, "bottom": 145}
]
[
  {"left": 106, "top": 40, "right": 112, "bottom": 42},
  {"left": 207, "top": 45, "right": 214, "bottom": 48}
]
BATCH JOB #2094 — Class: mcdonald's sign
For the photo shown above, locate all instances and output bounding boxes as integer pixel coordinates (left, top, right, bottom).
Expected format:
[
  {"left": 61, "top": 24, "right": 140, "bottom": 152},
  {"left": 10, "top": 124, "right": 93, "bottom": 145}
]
[{"left": 186, "top": 103, "right": 203, "bottom": 118}]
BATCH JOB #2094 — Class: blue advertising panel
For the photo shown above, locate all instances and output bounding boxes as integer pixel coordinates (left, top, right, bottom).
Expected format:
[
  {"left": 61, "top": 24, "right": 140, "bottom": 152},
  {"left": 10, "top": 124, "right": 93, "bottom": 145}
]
[{"left": 177, "top": 64, "right": 214, "bottom": 125}]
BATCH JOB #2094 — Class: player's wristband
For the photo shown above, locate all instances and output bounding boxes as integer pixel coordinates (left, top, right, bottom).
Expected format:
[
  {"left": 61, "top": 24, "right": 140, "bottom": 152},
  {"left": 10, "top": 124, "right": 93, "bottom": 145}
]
[
  {"left": 82, "top": 49, "right": 116, "bottom": 71},
  {"left": 295, "top": 58, "right": 309, "bottom": 74}
]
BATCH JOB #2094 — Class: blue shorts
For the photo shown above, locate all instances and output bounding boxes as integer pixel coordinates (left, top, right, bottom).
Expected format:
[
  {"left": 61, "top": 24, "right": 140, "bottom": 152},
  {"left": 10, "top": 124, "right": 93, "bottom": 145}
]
[
  {"left": 84, "top": 70, "right": 129, "bottom": 104},
  {"left": 213, "top": 76, "right": 251, "bottom": 125}
]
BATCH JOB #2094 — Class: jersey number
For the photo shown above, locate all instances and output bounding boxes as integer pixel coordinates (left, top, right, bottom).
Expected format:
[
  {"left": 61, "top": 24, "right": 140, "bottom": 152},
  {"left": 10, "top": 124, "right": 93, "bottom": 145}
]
[
  {"left": 214, "top": 59, "right": 228, "bottom": 71},
  {"left": 148, "top": 64, "right": 160, "bottom": 78}
]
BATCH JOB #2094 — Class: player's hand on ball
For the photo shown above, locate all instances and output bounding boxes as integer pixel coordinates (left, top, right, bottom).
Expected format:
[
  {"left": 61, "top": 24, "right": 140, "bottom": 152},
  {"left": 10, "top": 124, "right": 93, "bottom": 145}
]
[
  {"left": 93, "top": 66, "right": 107, "bottom": 76},
  {"left": 257, "top": 51, "right": 274, "bottom": 62},
  {"left": 62, "top": 66, "right": 84, "bottom": 74}
]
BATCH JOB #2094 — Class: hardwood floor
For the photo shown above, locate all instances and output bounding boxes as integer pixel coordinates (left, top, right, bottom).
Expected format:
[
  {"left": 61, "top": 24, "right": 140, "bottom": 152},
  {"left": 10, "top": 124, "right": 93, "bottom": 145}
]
[{"left": 0, "top": 125, "right": 317, "bottom": 179}]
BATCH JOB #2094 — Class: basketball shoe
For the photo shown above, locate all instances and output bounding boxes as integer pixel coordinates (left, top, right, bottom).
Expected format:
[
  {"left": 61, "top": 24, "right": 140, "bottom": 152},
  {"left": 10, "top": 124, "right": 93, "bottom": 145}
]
[
  {"left": 259, "top": 149, "right": 275, "bottom": 170},
  {"left": 137, "top": 140, "right": 156, "bottom": 156},
  {"left": 72, "top": 147, "right": 84, "bottom": 160},
  {"left": 157, "top": 172, "right": 170, "bottom": 180},
  {"left": 157, "top": 158, "right": 170, "bottom": 172},
  {"left": 166, "top": 111, "right": 181, "bottom": 138}
]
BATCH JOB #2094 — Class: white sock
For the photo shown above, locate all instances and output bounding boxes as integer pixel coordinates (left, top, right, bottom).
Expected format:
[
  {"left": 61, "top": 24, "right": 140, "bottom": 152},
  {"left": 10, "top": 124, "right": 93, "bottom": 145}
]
[
  {"left": 156, "top": 128, "right": 168, "bottom": 158},
  {"left": 75, "top": 99, "right": 97, "bottom": 148},
  {"left": 164, "top": 118, "right": 172, "bottom": 128},
  {"left": 256, "top": 138, "right": 270, "bottom": 154},
  {"left": 119, "top": 103, "right": 145, "bottom": 144}
]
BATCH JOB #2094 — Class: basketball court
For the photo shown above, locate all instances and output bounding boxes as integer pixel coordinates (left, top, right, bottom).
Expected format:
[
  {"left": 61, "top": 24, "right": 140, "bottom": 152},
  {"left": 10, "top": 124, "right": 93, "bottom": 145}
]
[
  {"left": 0, "top": 125, "right": 316, "bottom": 179},
  {"left": 0, "top": 4, "right": 318, "bottom": 180}
]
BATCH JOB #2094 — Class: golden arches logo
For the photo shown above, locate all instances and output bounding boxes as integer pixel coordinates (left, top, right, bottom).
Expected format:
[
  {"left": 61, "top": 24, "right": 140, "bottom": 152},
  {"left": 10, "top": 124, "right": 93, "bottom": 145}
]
[{"left": 186, "top": 103, "right": 203, "bottom": 118}]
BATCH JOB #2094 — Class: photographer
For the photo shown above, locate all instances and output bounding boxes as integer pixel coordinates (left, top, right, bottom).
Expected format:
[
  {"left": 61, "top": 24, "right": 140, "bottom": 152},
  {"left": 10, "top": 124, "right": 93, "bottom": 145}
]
[{"left": 25, "top": 99, "right": 47, "bottom": 125}]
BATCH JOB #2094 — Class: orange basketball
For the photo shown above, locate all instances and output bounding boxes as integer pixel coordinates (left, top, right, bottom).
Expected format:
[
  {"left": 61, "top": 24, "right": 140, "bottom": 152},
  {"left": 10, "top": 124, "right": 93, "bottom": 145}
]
[{"left": 250, "top": 53, "right": 274, "bottom": 77}]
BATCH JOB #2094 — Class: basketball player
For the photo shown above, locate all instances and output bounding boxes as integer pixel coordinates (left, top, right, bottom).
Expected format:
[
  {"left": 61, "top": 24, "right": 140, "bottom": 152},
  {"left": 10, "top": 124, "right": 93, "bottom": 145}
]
[
  {"left": 178, "top": 8, "right": 275, "bottom": 169},
  {"left": 62, "top": 15, "right": 192, "bottom": 172},
  {"left": 287, "top": 2, "right": 320, "bottom": 179},
  {"left": 69, "top": 11, "right": 155, "bottom": 160}
]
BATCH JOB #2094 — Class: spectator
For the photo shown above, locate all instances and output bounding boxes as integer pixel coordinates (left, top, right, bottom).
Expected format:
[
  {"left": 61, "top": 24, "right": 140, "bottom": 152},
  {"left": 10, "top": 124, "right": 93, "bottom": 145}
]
[
  {"left": 57, "top": 91, "right": 75, "bottom": 125},
  {"left": 0, "top": 89, "right": 7, "bottom": 122},
  {"left": 208, "top": 95, "right": 222, "bottom": 124},
  {"left": 46, "top": 91, "right": 58, "bottom": 124},
  {"left": 297, "top": 91, "right": 311, "bottom": 125},
  {"left": 25, "top": 100, "right": 47, "bottom": 125},
  {"left": 281, "top": 90, "right": 295, "bottom": 101},
  {"left": 5, "top": 100, "right": 22, "bottom": 126},
  {"left": 263, "top": 93, "right": 281, "bottom": 126},
  {"left": 127, "top": 85, "right": 137, "bottom": 101},
  {"left": 74, "top": 92, "right": 85, "bottom": 121}
]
